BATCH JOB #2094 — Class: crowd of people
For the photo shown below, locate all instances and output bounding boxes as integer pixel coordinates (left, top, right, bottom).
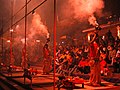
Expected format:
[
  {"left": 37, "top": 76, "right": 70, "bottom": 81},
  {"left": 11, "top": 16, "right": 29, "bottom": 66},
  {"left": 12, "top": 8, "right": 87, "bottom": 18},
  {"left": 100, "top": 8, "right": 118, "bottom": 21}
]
[
  {"left": 54, "top": 31, "right": 120, "bottom": 76},
  {"left": 43, "top": 30, "right": 120, "bottom": 86}
]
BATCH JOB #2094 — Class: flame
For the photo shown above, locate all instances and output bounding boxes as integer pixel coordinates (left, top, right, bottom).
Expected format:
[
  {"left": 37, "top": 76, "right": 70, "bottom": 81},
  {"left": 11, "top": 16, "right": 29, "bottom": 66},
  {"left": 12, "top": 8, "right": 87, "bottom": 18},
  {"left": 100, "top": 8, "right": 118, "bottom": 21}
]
[
  {"left": 21, "top": 38, "right": 28, "bottom": 44},
  {"left": 7, "top": 40, "right": 11, "bottom": 43},
  {"left": 88, "top": 15, "right": 99, "bottom": 26},
  {"left": 117, "top": 26, "right": 120, "bottom": 38},
  {"left": 10, "top": 29, "right": 14, "bottom": 32}
]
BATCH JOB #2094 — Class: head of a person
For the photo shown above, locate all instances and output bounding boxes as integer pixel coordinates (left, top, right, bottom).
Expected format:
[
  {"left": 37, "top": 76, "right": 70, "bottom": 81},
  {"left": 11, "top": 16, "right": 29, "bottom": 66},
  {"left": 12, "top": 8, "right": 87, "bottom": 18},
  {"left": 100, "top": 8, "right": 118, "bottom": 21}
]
[
  {"left": 81, "top": 56, "right": 86, "bottom": 61},
  {"left": 118, "top": 46, "right": 120, "bottom": 50},
  {"left": 107, "top": 45, "right": 114, "bottom": 50}
]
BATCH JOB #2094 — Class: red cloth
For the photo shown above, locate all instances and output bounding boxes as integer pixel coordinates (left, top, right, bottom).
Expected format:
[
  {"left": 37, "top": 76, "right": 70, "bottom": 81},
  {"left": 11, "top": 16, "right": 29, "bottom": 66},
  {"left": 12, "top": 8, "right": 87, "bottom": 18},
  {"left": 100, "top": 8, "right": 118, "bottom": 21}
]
[
  {"left": 89, "top": 42, "right": 99, "bottom": 58},
  {"left": 100, "top": 60, "right": 106, "bottom": 71},
  {"left": 43, "top": 48, "right": 49, "bottom": 59},
  {"left": 73, "top": 78, "right": 84, "bottom": 84},
  {"left": 78, "top": 60, "right": 88, "bottom": 67}
]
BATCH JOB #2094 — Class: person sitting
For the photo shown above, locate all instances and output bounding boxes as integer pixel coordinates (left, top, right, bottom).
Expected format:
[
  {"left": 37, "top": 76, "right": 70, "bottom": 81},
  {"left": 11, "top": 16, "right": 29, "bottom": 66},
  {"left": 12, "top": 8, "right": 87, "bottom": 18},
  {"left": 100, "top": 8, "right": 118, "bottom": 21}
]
[
  {"left": 78, "top": 56, "right": 90, "bottom": 74},
  {"left": 113, "top": 46, "right": 120, "bottom": 73},
  {"left": 99, "top": 52, "right": 107, "bottom": 75},
  {"left": 108, "top": 45, "right": 116, "bottom": 65}
]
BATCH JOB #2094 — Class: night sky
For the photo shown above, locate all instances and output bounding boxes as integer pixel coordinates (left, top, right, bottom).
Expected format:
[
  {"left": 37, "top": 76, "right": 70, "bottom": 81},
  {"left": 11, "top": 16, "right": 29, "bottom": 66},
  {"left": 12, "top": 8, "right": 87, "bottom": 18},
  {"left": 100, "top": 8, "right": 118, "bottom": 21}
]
[{"left": 104, "top": 0, "right": 120, "bottom": 16}]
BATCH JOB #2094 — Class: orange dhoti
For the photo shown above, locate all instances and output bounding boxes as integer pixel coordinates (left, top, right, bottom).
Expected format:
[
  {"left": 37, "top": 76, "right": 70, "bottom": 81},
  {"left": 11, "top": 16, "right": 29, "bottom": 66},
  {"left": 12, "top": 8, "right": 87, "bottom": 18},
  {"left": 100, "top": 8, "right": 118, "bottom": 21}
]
[{"left": 89, "top": 59, "right": 101, "bottom": 85}]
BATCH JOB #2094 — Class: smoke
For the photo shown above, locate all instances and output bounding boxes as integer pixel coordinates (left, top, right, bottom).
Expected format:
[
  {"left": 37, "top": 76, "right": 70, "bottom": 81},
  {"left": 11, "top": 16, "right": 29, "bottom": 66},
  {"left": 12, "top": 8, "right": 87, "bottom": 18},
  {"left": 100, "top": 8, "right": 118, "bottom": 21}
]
[
  {"left": 68, "top": 0, "right": 104, "bottom": 20},
  {"left": 28, "top": 12, "right": 49, "bottom": 39},
  {"left": 56, "top": 0, "right": 105, "bottom": 40},
  {"left": 7, "top": 12, "right": 50, "bottom": 64},
  {"left": 26, "top": 12, "right": 49, "bottom": 62},
  {"left": 1, "top": 0, "right": 51, "bottom": 65}
]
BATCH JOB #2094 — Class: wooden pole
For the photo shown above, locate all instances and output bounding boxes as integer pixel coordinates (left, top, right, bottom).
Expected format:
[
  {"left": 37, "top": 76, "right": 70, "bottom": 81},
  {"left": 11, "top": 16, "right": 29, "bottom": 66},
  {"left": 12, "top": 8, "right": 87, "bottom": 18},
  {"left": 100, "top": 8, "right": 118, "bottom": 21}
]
[
  {"left": 10, "top": 0, "right": 14, "bottom": 65},
  {"left": 53, "top": 0, "right": 56, "bottom": 89},
  {"left": 24, "top": 0, "right": 27, "bottom": 84},
  {"left": 1, "top": 17, "right": 4, "bottom": 64}
]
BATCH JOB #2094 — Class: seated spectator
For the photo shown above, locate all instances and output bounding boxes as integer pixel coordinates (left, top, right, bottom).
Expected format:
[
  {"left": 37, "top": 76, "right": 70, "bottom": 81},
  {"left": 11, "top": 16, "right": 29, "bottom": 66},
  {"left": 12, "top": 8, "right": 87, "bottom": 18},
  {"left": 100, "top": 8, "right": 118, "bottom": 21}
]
[
  {"left": 108, "top": 45, "right": 116, "bottom": 65},
  {"left": 78, "top": 56, "right": 90, "bottom": 74},
  {"left": 113, "top": 46, "right": 120, "bottom": 73},
  {"left": 99, "top": 53, "right": 107, "bottom": 75}
]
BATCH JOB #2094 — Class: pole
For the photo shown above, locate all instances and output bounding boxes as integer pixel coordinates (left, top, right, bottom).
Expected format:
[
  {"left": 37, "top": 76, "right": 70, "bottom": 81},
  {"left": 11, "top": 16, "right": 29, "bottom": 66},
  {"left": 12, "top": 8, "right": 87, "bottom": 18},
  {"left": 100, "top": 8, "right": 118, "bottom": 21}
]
[
  {"left": 24, "top": 0, "right": 27, "bottom": 69},
  {"left": 24, "top": 0, "right": 27, "bottom": 84},
  {"left": 10, "top": 0, "right": 14, "bottom": 65},
  {"left": 1, "top": 17, "right": 3, "bottom": 63},
  {"left": 53, "top": 0, "right": 56, "bottom": 90}
]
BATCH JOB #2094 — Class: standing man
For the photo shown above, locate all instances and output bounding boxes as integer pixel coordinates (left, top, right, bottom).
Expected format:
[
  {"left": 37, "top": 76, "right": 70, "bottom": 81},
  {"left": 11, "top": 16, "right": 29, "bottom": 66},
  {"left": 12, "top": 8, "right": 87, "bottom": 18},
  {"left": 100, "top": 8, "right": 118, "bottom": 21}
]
[
  {"left": 89, "top": 30, "right": 101, "bottom": 86},
  {"left": 43, "top": 39, "right": 51, "bottom": 74}
]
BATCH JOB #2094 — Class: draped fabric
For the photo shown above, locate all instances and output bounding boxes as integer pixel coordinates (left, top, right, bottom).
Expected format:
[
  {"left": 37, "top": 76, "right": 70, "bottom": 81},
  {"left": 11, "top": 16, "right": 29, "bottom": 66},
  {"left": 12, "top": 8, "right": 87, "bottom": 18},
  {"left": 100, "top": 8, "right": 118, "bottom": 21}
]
[
  {"left": 43, "top": 44, "right": 51, "bottom": 74},
  {"left": 89, "top": 41, "right": 101, "bottom": 86},
  {"left": 43, "top": 48, "right": 50, "bottom": 59},
  {"left": 89, "top": 60, "right": 101, "bottom": 85},
  {"left": 21, "top": 48, "right": 28, "bottom": 69},
  {"left": 89, "top": 42, "right": 99, "bottom": 58}
]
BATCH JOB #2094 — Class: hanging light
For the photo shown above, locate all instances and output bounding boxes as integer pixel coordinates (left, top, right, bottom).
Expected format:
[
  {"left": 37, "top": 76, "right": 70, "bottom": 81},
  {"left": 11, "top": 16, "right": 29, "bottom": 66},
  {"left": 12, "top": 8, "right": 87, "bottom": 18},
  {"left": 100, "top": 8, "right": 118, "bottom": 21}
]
[
  {"left": 7, "top": 40, "right": 11, "bottom": 43},
  {"left": 10, "top": 29, "right": 14, "bottom": 32}
]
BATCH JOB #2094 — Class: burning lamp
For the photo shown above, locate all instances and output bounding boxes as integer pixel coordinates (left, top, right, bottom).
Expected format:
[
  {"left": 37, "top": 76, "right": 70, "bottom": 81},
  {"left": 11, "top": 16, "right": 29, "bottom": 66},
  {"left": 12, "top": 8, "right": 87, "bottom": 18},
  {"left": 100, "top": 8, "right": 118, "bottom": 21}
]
[
  {"left": 16, "top": 25, "right": 19, "bottom": 29},
  {"left": 88, "top": 34, "right": 90, "bottom": 41},
  {"left": 10, "top": 29, "right": 14, "bottom": 32},
  {"left": 117, "top": 26, "right": 120, "bottom": 38},
  {"left": 36, "top": 40, "right": 40, "bottom": 43},
  {"left": 7, "top": 40, "right": 11, "bottom": 43},
  {"left": 102, "top": 36, "right": 105, "bottom": 40}
]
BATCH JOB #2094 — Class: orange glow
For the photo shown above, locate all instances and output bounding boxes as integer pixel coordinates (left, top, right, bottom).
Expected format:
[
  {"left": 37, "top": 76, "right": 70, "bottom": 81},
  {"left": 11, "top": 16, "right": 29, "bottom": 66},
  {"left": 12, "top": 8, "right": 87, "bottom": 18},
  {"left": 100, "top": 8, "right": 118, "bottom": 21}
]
[
  {"left": 117, "top": 26, "right": 120, "bottom": 38},
  {"left": 36, "top": 40, "right": 40, "bottom": 42},
  {"left": 7, "top": 40, "right": 11, "bottom": 43},
  {"left": 88, "top": 34, "right": 90, "bottom": 41},
  {"left": 10, "top": 29, "right": 14, "bottom": 32},
  {"left": 16, "top": 25, "right": 20, "bottom": 29},
  {"left": 21, "top": 38, "right": 28, "bottom": 44},
  {"left": 102, "top": 36, "right": 105, "bottom": 40}
]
